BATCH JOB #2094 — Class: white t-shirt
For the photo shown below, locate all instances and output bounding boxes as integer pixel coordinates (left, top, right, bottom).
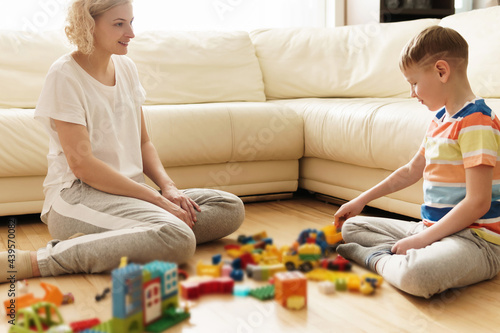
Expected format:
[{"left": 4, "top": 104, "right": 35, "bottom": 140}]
[{"left": 35, "top": 53, "right": 146, "bottom": 217}]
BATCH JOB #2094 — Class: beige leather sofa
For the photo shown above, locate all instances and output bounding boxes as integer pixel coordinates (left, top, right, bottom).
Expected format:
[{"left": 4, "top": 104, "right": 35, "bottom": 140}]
[{"left": 1, "top": 7, "right": 499, "bottom": 219}]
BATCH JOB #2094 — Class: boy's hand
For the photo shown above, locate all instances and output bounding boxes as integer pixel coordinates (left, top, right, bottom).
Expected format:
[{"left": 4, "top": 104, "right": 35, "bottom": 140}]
[
  {"left": 333, "top": 198, "right": 365, "bottom": 229},
  {"left": 391, "top": 234, "right": 429, "bottom": 254}
]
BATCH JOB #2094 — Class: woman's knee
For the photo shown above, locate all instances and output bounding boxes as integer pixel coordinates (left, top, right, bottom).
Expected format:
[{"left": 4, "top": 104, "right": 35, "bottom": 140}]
[
  {"left": 156, "top": 223, "right": 196, "bottom": 264},
  {"left": 225, "top": 193, "right": 245, "bottom": 230}
]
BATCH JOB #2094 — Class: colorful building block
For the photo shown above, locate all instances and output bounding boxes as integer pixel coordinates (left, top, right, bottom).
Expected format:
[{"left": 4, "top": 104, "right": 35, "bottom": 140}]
[
  {"left": 317, "top": 281, "right": 335, "bottom": 295},
  {"left": 286, "top": 295, "right": 306, "bottom": 310},
  {"left": 274, "top": 271, "right": 307, "bottom": 309},
  {"left": 180, "top": 277, "right": 234, "bottom": 300},
  {"left": 249, "top": 285, "right": 275, "bottom": 301}
]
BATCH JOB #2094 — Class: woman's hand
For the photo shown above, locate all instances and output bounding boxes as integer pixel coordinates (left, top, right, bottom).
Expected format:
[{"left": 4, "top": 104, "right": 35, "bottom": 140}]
[{"left": 161, "top": 184, "right": 201, "bottom": 227}]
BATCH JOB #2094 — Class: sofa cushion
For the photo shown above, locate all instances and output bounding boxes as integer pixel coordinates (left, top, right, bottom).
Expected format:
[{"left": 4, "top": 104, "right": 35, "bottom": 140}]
[
  {"left": 0, "top": 31, "right": 71, "bottom": 108},
  {"left": 143, "top": 102, "right": 303, "bottom": 167},
  {"left": 271, "top": 98, "right": 435, "bottom": 171},
  {"left": 439, "top": 6, "right": 500, "bottom": 98},
  {"left": 0, "top": 109, "right": 49, "bottom": 177},
  {"left": 250, "top": 19, "right": 438, "bottom": 100},
  {"left": 128, "top": 31, "right": 266, "bottom": 105}
]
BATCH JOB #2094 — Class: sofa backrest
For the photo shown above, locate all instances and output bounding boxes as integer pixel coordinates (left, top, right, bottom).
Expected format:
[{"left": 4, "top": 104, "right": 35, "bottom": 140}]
[
  {"left": 0, "top": 30, "right": 71, "bottom": 108},
  {"left": 128, "top": 31, "right": 266, "bottom": 105},
  {"left": 439, "top": 6, "right": 500, "bottom": 98},
  {"left": 250, "top": 19, "right": 439, "bottom": 100}
]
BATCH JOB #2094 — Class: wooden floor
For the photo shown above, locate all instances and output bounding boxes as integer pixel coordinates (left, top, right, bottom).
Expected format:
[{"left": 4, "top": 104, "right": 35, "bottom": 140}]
[{"left": 1, "top": 195, "right": 500, "bottom": 333}]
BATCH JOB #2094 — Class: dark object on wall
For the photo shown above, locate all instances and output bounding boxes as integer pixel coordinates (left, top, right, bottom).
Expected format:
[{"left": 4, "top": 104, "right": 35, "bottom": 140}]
[{"left": 380, "top": 0, "right": 455, "bottom": 22}]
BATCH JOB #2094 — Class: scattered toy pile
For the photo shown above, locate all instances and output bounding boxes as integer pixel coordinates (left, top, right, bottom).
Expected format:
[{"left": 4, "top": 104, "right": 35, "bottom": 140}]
[{"left": 4, "top": 228, "right": 384, "bottom": 332}]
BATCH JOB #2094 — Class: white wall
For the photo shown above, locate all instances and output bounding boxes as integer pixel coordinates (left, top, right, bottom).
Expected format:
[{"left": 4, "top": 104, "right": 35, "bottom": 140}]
[{"left": 0, "top": 0, "right": 344, "bottom": 33}]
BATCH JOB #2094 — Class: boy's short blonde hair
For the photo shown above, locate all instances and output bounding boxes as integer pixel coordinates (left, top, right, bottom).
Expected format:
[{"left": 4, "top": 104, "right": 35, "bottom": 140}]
[
  {"left": 65, "top": 0, "right": 132, "bottom": 55},
  {"left": 400, "top": 26, "right": 469, "bottom": 70}
]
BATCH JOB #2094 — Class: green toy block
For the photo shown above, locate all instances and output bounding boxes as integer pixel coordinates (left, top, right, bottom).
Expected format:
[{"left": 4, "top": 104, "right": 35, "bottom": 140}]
[
  {"left": 145, "top": 307, "right": 190, "bottom": 332},
  {"left": 249, "top": 284, "right": 275, "bottom": 301}
]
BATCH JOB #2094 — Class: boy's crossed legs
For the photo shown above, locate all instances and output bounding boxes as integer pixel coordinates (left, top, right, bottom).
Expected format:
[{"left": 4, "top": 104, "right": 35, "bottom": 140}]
[{"left": 338, "top": 216, "right": 500, "bottom": 298}]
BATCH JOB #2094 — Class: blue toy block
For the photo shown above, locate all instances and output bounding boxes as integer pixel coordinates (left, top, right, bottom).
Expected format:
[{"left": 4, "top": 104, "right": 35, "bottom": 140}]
[
  {"left": 230, "top": 269, "right": 244, "bottom": 281},
  {"left": 231, "top": 257, "right": 242, "bottom": 270},
  {"left": 233, "top": 285, "right": 251, "bottom": 297},
  {"left": 111, "top": 263, "right": 143, "bottom": 319},
  {"left": 143, "top": 261, "right": 178, "bottom": 299},
  {"left": 212, "top": 254, "right": 222, "bottom": 265}
]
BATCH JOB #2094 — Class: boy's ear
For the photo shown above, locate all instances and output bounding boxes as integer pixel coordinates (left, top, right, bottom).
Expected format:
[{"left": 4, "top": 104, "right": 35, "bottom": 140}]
[{"left": 434, "top": 60, "right": 450, "bottom": 83}]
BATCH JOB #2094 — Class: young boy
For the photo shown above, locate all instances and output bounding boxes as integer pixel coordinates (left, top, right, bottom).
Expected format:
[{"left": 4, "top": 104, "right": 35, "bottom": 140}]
[{"left": 334, "top": 26, "right": 500, "bottom": 298}]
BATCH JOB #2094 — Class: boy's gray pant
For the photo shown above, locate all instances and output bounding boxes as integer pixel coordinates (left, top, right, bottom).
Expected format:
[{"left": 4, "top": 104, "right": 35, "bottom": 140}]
[
  {"left": 37, "top": 180, "right": 245, "bottom": 277},
  {"left": 342, "top": 216, "right": 500, "bottom": 298}
]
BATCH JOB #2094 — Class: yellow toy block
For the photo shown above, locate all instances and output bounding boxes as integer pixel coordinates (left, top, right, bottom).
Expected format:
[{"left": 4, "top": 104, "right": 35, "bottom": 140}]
[
  {"left": 286, "top": 295, "right": 306, "bottom": 310},
  {"left": 196, "top": 261, "right": 222, "bottom": 278}
]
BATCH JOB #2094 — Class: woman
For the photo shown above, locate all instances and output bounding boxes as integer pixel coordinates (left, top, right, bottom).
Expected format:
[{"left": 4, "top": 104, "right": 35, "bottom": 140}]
[{"left": 1, "top": 0, "right": 244, "bottom": 281}]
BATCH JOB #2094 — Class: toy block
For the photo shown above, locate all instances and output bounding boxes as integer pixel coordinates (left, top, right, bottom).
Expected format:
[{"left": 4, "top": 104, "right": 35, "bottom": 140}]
[
  {"left": 146, "top": 306, "right": 190, "bottom": 332},
  {"left": 239, "top": 252, "right": 256, "bottom": 269},
  {"left": 347, "top": 276, "right": 361, "bottom": 292},
  {"left": 224, "top": 244, "right": 241, "bottom": 250},
  {"left": 180, "top": 277, "right": 234, "bottom": 300},
  {"left": 320, "top": 255, "right": 352, "bottom": 271},
  {"left": 249, "top": 284, "right": 275, "bottom": 301},
  {"left": 180, "top": 281, "right": 201, "bottom": 300},
  {"left": 317, "top": 281, "right": 335, "bottom": 295},
  {"left": 362, "top": 273, "right": 384, "bottom": 288},
  {"left": 212, "top": 254, "right": 222, "bottom": 265},
  {"left": 222, "top": 264, "right": 233, "bottom": 277},
  {"left": 322, "top": 224, "right": 343, "bottom": 250},
  {"left": 70, "top": 318, "right": 101, "bottom": 332},
  {"left": 226, "top": 249, "right": 244, "bottom": 258},
  {"left": 286, "top": 295, "right": 306, "bottom": 310},
  {"left": 230, "top": 269, "right": 244, "bottom": 281},
  {"left": 246, "top": 263, "right": 286, "bottom": 281},
  {"left": 111, "top": 263, "right": 143, "bottom": 319},
  {"left": 238, "top": 231, "right": 268, "bottom": 244},
  {"left": 143, "top": 261, "right": 179, "bottom": 299},
  {"left": 274, "top": 271, "right": 307, "bottom": 308},
  {"left": 234, "top": 285, "right": 251, "bottom": 297},
  {"left": 231, "top": 257, "right": 242, "bottom": 269},
  {"left": 196, "top": 260, "right": 222, "bottom": 278},
  {"left": 335, "top": 278, "right": 348, "bottom": 291},
  {"left": 360, "top": 282, "right": 375, "bottom": 295}
]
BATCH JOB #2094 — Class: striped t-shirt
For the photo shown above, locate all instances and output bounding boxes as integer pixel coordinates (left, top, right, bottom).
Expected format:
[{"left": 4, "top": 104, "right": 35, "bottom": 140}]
[{"left": 420, "top": 98, "right": 500, "bottom": 244}]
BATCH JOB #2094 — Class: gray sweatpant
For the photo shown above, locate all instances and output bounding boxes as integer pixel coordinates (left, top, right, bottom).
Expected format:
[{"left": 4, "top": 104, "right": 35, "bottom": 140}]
[
  {"left": 37, "top": 180, "right": 245, "bottom": 277},
  {"left": 341, "top": 216, "right": 500, "bottom": 298}
]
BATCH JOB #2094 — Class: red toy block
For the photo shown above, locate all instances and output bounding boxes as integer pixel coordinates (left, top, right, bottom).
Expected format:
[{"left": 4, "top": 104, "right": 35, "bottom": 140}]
[
  {"left": 274, "top": 271, "right": 307, "bottom": 309},
  {"left": 180, "top": 281, "right": 201, "bottom": 300},
  {"left": 224, "top": 244, "right": 241, "bottom": 250},
  {"left": 180, "top": 277, "right": 234, "bottom": 300},
  {"left": 239, "top": 252, "right": 256, "bottom": 269},
  {"left": 70, "top": 318, "right": 101, "bottom": 332}
]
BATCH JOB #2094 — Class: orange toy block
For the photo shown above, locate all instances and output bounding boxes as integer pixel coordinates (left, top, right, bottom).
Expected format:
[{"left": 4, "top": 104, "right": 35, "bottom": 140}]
[{"left": 274, "top": 271, "right": 307, "bottom": 310}]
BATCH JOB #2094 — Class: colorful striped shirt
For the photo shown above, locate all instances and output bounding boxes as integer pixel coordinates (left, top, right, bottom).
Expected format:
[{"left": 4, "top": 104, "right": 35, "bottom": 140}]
[{"left": 420, "top": 98, "right": 500, "bottom": 244}]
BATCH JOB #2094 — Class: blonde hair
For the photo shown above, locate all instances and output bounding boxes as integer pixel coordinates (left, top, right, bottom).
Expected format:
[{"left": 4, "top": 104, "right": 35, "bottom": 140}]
[
  {"left": 65, "top": 0, "right": 132, "bottom": 55},
  {"left": 400, "top": 26, "right": 469, "bottom": 71}
]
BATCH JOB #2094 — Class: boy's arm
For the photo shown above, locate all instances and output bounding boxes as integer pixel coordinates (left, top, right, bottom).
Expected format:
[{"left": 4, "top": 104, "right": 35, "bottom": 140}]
[
  {"left": 392, "top": 164, "right": 493, "bottom": 254},
  {"left": 334, "top": 151, "right": 426, "bottom": 228}
]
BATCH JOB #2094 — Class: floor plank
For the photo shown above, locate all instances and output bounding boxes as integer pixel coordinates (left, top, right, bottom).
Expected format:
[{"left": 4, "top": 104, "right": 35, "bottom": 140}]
[{"left": 1, "top": 196, "right": 499, "bottom": 332}]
